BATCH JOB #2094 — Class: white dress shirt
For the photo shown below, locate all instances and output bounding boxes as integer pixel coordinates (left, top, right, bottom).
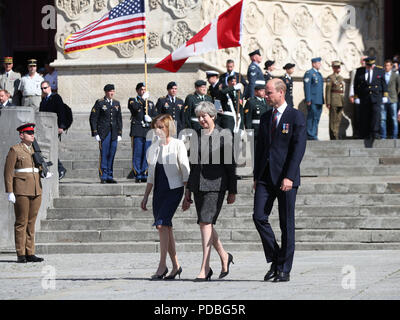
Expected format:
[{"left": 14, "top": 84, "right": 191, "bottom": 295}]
[{"left": 273, "top": 102, "right": 288, "bottom": 128}]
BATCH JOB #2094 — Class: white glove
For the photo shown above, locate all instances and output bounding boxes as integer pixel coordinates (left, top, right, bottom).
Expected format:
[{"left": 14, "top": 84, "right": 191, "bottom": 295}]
[
  {"left": 354, "top": 98, "right": 360, "bottom": 105},
  {"left": 144, "top": 115, "right": 152, "bottom": 123},
  {"left": 234, "top": 83, "right": 244, "bottom": 91},
  {"left": 45, "top": 172, "right": 53, "bottom": 179},
  {"left": 8, "top": 192, "right": 16, "bottom": 204},
  {"left": 382, "top": 97, "right": 389, "bottom": 104},
  {"left": 117, "top": 136, "right": 122, "bottom": 142},
  {"left": 95, "top": 135, "right": 101, "bottom": 142},
  {"left": 142, "top": 91, "right": 150, "bottom": 100}
]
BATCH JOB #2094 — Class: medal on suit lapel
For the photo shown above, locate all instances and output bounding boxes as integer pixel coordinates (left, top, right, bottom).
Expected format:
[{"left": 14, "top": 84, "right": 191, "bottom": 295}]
[{"left": 282, "top": 123, "right": 289, "bottom": 134}]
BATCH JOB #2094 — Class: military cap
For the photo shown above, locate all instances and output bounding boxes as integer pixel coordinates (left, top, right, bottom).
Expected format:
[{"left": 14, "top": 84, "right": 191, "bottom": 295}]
[
  {"left": 249, "top": 49, "right": 261, "bottom": 57},
  {"left": 3, "top": 57, "right": 13, "bottom": 64},
  {"left": 104, "top": 84, "right": 115, "bottom": 92},
  {"left": 227, "top": 75, "right": 236, "bottom": 82},
  {"left": 331, "top": 61, "right": 343, "bottom": 67},
  {"left": 167, "top": 81, "right": 177, "bottom": 90},
  {"left": 27, "top": 59, "right": 37, "bottom": 66},
  {"left": 283, "top": 63, "right": 295, "bottom": 70},
  {"left": 206, "top": 70, "right": 219, "bottom": 78},
  {"left": 136, "top": 82, "right": 145, "bottom": 90},
  {"left": 311, "top": 57, "right": 322, "bottom": 63},
  {"left": 195, "top": 80, "right": 207, "bottom": 87},
  {"left": 17, "top": 123, "right": 36, "bottom": 133},
  {"left": 255, "top": 80, "right": 266, "bottom": 90},
  {"left": 364, "top": 56, "right": 376, "bottom": 65},
  {"left": 264, "top": 60, "right": 275, "bottom": 70}
]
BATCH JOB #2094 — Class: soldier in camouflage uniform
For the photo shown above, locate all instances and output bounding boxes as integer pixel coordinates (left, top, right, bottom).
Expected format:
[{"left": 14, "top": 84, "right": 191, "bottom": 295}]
[{"left": 326, "top": 61, "right": 345, "bottom": 140}]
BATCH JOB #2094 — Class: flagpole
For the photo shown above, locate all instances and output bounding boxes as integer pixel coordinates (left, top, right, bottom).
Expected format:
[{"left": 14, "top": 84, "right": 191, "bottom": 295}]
[
  {"left": 236, "top": 46, "right": 243, "bottom": 125},
  {"left": 144, "top": 35, "right": 148, "bottom": 115}
]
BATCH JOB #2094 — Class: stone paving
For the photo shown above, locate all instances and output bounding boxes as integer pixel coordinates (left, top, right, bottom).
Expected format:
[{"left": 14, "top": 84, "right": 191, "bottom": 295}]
[{"left": 0, "top": 250, "right": 399, "bottom": 300}]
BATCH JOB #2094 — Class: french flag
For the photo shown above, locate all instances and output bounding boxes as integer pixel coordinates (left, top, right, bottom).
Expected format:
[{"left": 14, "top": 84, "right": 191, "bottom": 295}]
[{"left": 155, "top": 0, "right": 244, "bottom": 73}]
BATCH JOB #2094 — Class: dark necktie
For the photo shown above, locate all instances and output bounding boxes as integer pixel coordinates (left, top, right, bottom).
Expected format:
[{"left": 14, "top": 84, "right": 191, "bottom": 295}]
[
  {"left": 367, "top": 70, "right": 371, "bottom": 84},
  {"left": 271, "top": 108, "right": 279, "bottom": 136}
]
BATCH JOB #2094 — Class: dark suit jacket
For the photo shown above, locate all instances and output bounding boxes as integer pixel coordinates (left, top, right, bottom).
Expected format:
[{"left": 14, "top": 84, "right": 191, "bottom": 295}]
[
  {"left": 254, "top": 105, "right": 307, "bottom": 187},
  {"left": 39, "top": 93, "right": 67, "bottom": 129},
  {"left": 0, "top": 101, "right": 15, "bottom": 108},
  {"left": 354, "top": 66, "right": 388, "bottom": 104},
  {"left": 187, "top": 125, "right": 237, "bottom": 194}
]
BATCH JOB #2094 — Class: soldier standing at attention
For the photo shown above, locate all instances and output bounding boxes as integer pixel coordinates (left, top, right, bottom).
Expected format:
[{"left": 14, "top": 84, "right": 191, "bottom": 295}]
[
  {"left": 155, "top": 81, "right": 185, "bottom": 136},
  {"left": 4, "top": 123, "right": 46, "bottom": 263},
  {"left": 326, "top": 61, "right": 345, "bottom": 140},
  {"left": 18, "top": 59, "right": 43, "bottom": 111},
  {"left": 246, "top": 49, "right": 264, "bottom": 99},
  {"left": 0, "top": 56, "right": 21, "bottom": 105},
  {"left": 128, "top": 82, "right": 157, "bottom": 183},
  {"left": 280, "top": 63, "right": 295, "bottom": 108},
  {"left": 89, "top": 84, "right": 123, "bottom": 184},
  {"left": 206, "top": 71, "right": 222, "bottom": 103},
  {"left": 184, "top": 80, "right": 213, "bottom": 131},
  {"left": 263, "top": 60, "right": 275, "bottom": 83},
  {"left": 303, "top": 57, "right": 324, "bottom": 140}
]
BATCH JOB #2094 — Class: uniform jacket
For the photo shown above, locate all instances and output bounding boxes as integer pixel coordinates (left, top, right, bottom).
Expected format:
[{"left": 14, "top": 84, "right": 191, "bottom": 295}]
[
  {"left": 246, "top": 62, "right": 264, "bottom": 99},
  {"left": 184, "top": 93, "right": 213, "bottom": 130},
  {"left": 219, "top": 71, "right": 248, "bottom": 92},
  {"left": 244, "top": 96, "right": 271, "bottom": 136},
  {"left": 354, "top": 66, "right": 388, "bottom": 104},
  {"left": 325, "top": 73, "right": 345, "bottom": 107},
  {"left": 218, "top": 86, "right": 244, "bottom": 132},
  {"left": 187, "top": 125, "right": 237, "bottom": 194},
  {"left": 208, "top": 83, "right": 222, "bottom": 102},
  {"left": 155, "top": 96, "right": 185, "bottom": 133},
  {"left": 89, "top": 98, "right": 123, "bottom": 140},
  {"left": 4, "top": 143, "right": 42, "bottom": 196},
  {"left": 0, "top": 70, "right": 21, "bottom": 104},
  {"left": 39, "top": 93, "right": 68, "bottom": 129},
  {"left": 303, "top": 68, "right": 324, "bottom": 105},
  {"left": 264, "top": 72, "right": 273, "bottom": 83},
  {"left": 128, "top": 96, "right": 157, "bottom": 138},
  {"left": 254, "top": 105, "right": 307, "bottom": 188},
  {"left": 280, "top": 74, "right": 294, "bottom": 108}
]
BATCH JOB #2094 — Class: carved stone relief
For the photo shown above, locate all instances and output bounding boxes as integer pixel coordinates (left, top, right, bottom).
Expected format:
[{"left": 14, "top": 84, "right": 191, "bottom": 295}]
[
  {"left": 363, "top": 0, "right": 380, "bottom": 41},
  {"left": 109, "top": 32, "right": 159, "bottom": 57},
  {"left": 293, "top": 40, "right": 313, "bottom": 71},
  {"left": 147, "top": 32, "right": 161, "bottom": 49},
  {"left": 268, "top": 4, "right": 289, "bottom": 36},
  {"left": 162, "top": 0, "right": 200, "bottom": 19},
  {"left": 55, "top": 22, "right": 82, "bottom": 59},
  {"left": 292, "top": 5, "right": 314, "bottom": 37},
  {"left": 341, "top": 42, "right": 362, "bottom": 72},
  {"left": 243, "top": 2, "right": 264, "bottom": 35},
  {"left": 201, "top": 0, "right": 230, "bottom": 28},
  {"left": 320, "top": 6, "right": 338, "bottom": 38},
  {"left": 267, "top": 39, "right": 288, "bottom": 66},
  {"left": 56, "top": 0, "right": 91, "bottom": 20},
  {"left": 162, "top": 21, "right": 196, "bottom": 51},
  {"left": 320, "top": 41, "right": 339, "bottom": 71},
  {"left": 94, "top": 0, "right": 107, "bottom": 11},
  {"left": 108, "top": 0, "right": 124, "bottom": 10},
  {"left": 149, "top": 0, "right": 162, "bottom": 10}
]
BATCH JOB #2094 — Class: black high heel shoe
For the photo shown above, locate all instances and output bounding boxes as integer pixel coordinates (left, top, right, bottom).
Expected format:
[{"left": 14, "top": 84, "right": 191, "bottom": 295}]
[
  {"left": 219, "top": 253, "right": 234, "bottom": 279},
  {"left": 194, "top": 268, "right": 213, "bottom": 281},
  {"left": 164, "top": 267, "right": 183, "bottom": 280},
  {"left": 150, "top": 267, "right": 168, "bottom": 280}
]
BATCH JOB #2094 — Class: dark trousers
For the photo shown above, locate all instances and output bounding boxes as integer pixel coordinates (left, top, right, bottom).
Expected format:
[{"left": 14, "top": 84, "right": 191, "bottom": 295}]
[
  {"left": 253, "top": 171, "right": 297, "bottom": 274},
  {"left": 99, "top": 132, "right": 118, "bottom": 180},
  {"left": 359, "top": 100, "right": 381, "bottom": 138},
  {"left": 132, "top": 137, "right": 151, "bottom": 179}
]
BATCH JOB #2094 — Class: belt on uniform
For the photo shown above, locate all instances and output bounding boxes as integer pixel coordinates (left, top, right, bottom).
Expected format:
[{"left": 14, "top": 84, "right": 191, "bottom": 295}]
[
  {"left": 191, "top": 117, "right": 199, "bottom": 122},
  {"left": 14, "top": 168, "right": 39, "bottom": 173},
  {"left": 332, "top": 91, "right": 344, "bottom": 94},
  {"left": 23, "top": 95, "right": 40, "bottom": 98},
  {"left": 252, "top": 120, "right": 260, "bottom": 124}
]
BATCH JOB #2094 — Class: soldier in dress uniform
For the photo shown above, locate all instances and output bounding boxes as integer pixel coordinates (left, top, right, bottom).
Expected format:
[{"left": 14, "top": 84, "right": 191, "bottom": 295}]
[
  {"left": 326, "top": 61, "right": 345, "bottom": 140},
  {"left": 244, "top": 80, "right": 271, "bottom": 139},
  {"left": 354, "top": 57, "right": 389, "bottom": 139},
  {"left": 89, "top": 84, "right": 123, "bottom": 184},
  {"left": 246, "top": 49, "right": 264, "bottom": 99},
  {"left": 128, "top": 82, "right": 158, "bottom": 183},
  {"left": 0, "top": 56, "right": 21, "bottom": 105},
  {"left": 155, "top": 81, "right": 185, "bottom": 135},
  {"left": 18, "top": 59, "right": 44, "bottom": 111},
  {"left": 184, "top": 80, "right": 213, "bottom": 131},
  {"left": 303, "top": 57, "right": 324, "bottom": 140},
  {"left": 280, "top": 63, "right": 295, "bottom": 108},
  {"left": 206, "top": 70, "right": 222, "bottom": 102},
  {"left": 219, "top": 59, "right": 248, "bottom": 92},
  {"left": 219, "top": 75, "right": 244, "bottom": 133},
  {"left": 263, "top": 60, "right": 275, "bottom": 83},
  {"left": 4, "top": 123, "right": 46, "bottom": 263}
]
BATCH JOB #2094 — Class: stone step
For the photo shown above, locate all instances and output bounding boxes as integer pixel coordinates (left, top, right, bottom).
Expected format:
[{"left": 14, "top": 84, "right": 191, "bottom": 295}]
[
  {"left": 45, "top": 205, "right": 400, "bottom": 220},
  {"left": 35, "top": 229, "right": 400, "bottom": 243},
  {"left": 58, "top": 181, "right": 400, "bottom": 197},
  {"left": 52, "top": 194, "right": 400, "bottom": 208},
  {"left": 40, "top": 217, "right": 400, "bottom": 231},
  {"left": 379, "top": 157, "right": 400, "bottom": 165},
  {"left": 35, "top": 241, "right": 400, "bottom": 254}
]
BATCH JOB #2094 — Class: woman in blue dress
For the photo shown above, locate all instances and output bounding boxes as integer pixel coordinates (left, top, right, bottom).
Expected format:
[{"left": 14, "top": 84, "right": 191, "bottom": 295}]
[{"left": 141, "top": 114, "right": 190, "bottom": 280}]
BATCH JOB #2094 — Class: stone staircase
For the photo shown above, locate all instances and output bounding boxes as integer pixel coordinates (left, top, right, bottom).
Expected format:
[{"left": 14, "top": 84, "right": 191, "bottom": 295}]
[{"left": 35, "top": 113, "right": 400, "bottom": 254}]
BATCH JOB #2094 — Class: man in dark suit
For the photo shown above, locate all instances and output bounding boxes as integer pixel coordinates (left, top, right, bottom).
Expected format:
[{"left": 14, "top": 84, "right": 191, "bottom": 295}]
[
  {"left": 219, "top": 59, "right": 247, "bottom": 93},
  {"left": 354, "top": 57, "right": 389, "bottom": 139},
  {"left": 0, "top": 89, "right": 15, "bottom": 108},
  {"left": 89, "top": 84, "right": 123, "bottom": 184},
  {"left": 39, "top": 80, "right": 68, "bottom": 179},
  {"left": 253, "top": 78, "right": 307, "bottom": 282}
]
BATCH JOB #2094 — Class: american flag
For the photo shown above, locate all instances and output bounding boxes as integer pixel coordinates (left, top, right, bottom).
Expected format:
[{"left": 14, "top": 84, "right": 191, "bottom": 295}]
[{"left": 64, "top": 0, "right": 146, "bottom": 54}]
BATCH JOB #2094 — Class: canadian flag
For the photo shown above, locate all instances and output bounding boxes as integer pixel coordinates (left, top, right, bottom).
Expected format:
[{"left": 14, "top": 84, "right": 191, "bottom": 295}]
[{"left": 154, "top": 0, "right": 244, "bottom": 72}]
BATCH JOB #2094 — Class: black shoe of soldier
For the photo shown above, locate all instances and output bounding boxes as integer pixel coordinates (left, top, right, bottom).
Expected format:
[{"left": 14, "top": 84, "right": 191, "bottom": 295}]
[
  {"left": 26, "top": 255, "right": 44, "bottom": 263},
  {"left": 17, "top": 255, "right": 27, "bottom": 263}
]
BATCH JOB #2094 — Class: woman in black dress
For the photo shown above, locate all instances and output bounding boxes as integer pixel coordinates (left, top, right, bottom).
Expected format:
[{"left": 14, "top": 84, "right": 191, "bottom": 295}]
[
  {"left": 141, "top": 114, "right": 190, "bottom": 280},
  {"left": 182, "top": 101, "right": 237, "bottom": 281}
]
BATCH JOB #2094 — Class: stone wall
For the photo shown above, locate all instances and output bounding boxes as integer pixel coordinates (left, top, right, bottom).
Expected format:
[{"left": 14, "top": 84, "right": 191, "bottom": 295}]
[{"left": 0, "top": 108, "right": 58, "bottom": 251}]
